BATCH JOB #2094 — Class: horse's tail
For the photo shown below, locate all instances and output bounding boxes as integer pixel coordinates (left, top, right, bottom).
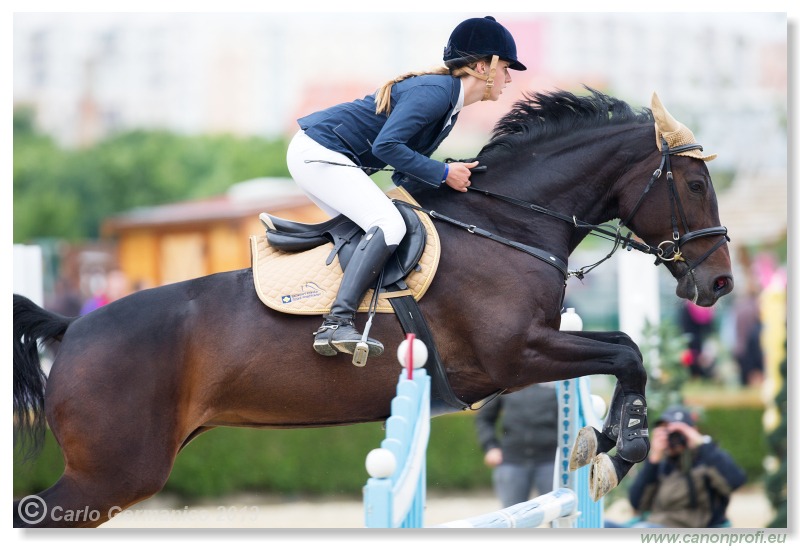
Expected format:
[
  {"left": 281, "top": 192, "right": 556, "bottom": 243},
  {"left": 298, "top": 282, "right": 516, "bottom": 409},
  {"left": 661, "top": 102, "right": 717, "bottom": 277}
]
[{"left": 13, "top": 294, "right": 75, "bottom": 461}]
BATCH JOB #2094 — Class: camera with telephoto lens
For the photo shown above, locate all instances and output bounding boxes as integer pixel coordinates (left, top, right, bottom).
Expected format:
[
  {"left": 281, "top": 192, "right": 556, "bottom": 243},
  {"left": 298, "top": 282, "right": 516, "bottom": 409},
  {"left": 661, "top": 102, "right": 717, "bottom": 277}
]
[{"left": 668, "top": 431, "right": 688, "bottom": 449}]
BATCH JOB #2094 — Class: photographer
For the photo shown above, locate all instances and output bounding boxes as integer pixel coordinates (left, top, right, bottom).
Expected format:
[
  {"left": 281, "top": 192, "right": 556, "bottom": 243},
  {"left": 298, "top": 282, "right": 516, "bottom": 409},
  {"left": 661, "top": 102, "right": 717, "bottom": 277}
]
[{"left": 609, "top": 405, "right": 746, "bottom": 528}]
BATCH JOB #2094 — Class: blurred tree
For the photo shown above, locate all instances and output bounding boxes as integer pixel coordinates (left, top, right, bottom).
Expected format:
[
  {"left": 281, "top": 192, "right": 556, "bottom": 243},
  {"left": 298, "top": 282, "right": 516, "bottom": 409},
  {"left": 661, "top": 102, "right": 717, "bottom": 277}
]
[
  {"left": 638, "top": 318, "right": 691, "bottom": 417},
  {"left": 13, "top": 107, "right": 291, "bottom": 242},
  {"left": 13, "top": 108, "right": 81, "bottom": 240},
  {"left": 764, "top": 336, "right": 787, "bottom": 528}
]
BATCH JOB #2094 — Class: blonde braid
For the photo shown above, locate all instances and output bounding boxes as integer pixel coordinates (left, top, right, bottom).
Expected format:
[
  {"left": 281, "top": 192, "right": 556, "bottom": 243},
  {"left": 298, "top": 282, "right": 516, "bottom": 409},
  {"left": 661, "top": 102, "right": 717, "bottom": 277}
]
[{"left": 375, "top": 65, "right": 473, "bottom": 115}]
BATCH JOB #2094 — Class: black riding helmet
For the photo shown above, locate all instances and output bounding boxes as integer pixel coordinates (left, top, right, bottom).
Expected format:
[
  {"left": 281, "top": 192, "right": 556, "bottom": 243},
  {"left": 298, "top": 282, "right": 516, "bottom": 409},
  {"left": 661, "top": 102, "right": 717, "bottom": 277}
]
[{"left": 443, "top": 16, "right": 527, "bottom": 71}]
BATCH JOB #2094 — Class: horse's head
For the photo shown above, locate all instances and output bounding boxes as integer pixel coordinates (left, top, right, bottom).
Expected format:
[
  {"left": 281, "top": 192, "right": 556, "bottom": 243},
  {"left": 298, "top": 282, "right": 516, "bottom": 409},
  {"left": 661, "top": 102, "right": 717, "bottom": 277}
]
[
  {"left": 454, "top": 88, "right": 733, "bottom": 307},
  {"left": 618, "top": 93, "right": 733, "bottom": 306}
]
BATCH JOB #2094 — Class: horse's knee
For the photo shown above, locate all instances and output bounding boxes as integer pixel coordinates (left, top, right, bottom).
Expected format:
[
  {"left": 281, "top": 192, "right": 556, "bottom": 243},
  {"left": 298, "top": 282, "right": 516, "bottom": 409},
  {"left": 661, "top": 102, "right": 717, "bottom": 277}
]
[
  {"left": 613, "top": 346, "right": 647, "bottom": 390},
  {"left": 610, "top": 331, "right": 643, "bottom": 361}
]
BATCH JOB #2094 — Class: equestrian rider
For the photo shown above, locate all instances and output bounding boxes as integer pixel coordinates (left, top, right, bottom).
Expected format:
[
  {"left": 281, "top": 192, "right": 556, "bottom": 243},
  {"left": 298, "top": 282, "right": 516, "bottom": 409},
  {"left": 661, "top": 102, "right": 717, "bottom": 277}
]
[{"left": 286, "top": 16, "right": 527, "bottom": 359}]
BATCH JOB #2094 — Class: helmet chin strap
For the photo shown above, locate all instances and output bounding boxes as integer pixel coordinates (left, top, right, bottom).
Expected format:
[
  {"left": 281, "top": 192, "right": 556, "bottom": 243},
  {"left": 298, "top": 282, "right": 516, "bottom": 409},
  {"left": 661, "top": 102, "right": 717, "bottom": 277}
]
[{"left": 462, "top": 55, "right": 499, "bottom": 100}]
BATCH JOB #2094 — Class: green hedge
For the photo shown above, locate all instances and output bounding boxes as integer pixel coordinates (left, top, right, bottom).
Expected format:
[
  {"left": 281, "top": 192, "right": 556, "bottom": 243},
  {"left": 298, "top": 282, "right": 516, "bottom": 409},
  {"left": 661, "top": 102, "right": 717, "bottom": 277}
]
[
  {"left": 14, "top": 412, "right": 490, "bottom": 500},
  {"left": 14, "top": 406, "right": 763, "bottom": 500},
  {"left": 700, "top": 406, "right": 767, "bottom": 484}
]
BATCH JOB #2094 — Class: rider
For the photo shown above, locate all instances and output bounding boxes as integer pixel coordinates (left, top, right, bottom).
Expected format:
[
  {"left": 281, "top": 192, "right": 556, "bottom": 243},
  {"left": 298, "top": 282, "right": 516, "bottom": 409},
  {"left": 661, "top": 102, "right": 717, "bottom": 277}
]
[{"left": 287, "top": 16, "right": 527, "bottom": 359}]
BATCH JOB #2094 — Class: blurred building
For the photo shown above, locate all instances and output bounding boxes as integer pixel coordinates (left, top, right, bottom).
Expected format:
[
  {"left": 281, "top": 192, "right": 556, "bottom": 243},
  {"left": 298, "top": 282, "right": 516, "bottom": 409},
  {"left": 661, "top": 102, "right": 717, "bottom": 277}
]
[
  {"left": 101, "top": 178, "right": 327, "bottom": 287},
  {"left": 13, "top": 13, "right": 787, "bottom": 170}
]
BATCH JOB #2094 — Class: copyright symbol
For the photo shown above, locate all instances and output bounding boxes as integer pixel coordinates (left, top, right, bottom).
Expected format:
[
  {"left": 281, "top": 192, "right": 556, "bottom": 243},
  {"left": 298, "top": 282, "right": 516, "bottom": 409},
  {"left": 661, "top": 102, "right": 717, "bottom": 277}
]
[{"left": 18, "top": 495, "right": 47, "bottom": 525}]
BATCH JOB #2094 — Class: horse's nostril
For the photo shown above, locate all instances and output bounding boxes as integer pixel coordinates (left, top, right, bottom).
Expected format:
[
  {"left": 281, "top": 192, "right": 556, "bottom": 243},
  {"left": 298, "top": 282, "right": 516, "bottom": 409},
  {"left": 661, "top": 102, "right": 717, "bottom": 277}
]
[{"left": 714, "top": 277, "right": 730, "bottom": 293}]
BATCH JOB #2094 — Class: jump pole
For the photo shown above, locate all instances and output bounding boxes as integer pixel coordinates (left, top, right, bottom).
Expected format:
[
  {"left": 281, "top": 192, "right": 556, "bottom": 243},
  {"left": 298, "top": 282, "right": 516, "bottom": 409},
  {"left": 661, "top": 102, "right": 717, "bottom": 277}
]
[{"left": 363, "top": 334, "right": 430, "bottom": 528}]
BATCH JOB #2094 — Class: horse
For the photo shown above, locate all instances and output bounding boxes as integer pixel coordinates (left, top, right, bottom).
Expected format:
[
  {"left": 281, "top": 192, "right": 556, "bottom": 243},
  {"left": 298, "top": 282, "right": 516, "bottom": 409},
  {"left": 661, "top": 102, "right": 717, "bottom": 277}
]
[{"left": 13, "top": 89, "right": 733, "bottom": 527}]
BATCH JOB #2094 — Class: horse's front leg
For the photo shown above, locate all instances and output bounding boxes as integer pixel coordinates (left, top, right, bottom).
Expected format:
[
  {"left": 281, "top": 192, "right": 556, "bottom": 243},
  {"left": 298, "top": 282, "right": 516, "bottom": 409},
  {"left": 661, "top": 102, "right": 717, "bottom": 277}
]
[
  {"left": 561, "top": 331, "right": 650, "bottom": 501},
  {"left": 580, "top": 381, "right": 650, "bottom": 501},
  {"left": 482, "top": 327, "right": 649, "bottom": 500}
]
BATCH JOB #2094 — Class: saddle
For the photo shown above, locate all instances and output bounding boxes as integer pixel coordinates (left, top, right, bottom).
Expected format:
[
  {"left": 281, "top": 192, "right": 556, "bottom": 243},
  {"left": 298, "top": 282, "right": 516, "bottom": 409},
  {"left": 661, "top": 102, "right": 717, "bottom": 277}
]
[{"left": 250, "top": 187, "right": 440, "bottom": 315}]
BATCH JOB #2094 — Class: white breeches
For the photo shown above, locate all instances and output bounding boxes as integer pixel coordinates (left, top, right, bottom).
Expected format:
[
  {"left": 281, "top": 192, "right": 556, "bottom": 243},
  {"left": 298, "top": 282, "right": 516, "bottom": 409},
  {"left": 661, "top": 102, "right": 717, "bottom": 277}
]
[{"left": 286, "top": 130, "right": 407, "bottom": 246}]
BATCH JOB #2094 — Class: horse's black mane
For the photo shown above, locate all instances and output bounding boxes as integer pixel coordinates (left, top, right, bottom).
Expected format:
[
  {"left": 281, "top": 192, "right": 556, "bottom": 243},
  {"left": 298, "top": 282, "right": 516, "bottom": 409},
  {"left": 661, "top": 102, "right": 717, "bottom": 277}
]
[{"left": 478, "top": 87, "right": 654, "bottom": 159}]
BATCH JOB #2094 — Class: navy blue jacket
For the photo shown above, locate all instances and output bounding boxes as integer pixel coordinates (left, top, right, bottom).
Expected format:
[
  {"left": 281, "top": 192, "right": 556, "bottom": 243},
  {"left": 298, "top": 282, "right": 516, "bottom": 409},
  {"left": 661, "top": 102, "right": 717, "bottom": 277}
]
[{"left": 298, "top": 74, "right": 461, "bottom": 190}]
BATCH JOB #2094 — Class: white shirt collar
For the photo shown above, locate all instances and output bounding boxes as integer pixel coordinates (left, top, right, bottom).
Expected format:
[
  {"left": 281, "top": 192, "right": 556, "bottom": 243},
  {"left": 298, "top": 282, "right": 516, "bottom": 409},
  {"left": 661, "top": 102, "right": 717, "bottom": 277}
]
[{"left": 444, "top": 80, "right": 465, "bottom": 130}]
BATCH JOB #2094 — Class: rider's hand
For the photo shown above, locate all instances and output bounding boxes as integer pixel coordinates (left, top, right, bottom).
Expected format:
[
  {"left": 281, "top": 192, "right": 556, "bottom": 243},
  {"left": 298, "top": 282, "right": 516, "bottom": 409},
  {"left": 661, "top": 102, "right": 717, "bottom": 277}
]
[{"left": 445, "top": 161, "right": 479, "bottom": 192}]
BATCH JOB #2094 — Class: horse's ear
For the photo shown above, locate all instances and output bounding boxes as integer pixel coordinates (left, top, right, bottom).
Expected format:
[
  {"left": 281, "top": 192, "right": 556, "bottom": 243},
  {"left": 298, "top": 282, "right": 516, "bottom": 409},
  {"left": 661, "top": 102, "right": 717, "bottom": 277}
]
[
  {"left": 651, "top": 92, "right": 717, "bottom": 161},
  {"left": 651, "top": 92, "right": 680, "bottom": 134}
]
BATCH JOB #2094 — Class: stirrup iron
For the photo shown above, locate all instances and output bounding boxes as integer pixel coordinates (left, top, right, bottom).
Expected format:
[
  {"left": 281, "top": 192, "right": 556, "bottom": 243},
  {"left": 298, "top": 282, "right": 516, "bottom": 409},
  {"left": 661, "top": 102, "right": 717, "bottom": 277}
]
[{"left": 352, "top": 265, "right": 385, "bottom": 367}]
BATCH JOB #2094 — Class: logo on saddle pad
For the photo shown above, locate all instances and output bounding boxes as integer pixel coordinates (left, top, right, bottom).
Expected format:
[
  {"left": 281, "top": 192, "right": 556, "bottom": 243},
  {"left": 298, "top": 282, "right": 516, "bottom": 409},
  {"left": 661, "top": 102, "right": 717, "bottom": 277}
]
[{"left": 281, "top": 282, "right": 324, "bottom": 304}]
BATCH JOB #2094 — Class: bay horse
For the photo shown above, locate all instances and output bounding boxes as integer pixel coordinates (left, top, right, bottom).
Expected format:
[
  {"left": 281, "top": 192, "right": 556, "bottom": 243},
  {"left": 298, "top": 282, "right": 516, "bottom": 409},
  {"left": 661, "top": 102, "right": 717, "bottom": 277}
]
[{"left": 13, "top": 89, "right": 733, "bottom": 527}]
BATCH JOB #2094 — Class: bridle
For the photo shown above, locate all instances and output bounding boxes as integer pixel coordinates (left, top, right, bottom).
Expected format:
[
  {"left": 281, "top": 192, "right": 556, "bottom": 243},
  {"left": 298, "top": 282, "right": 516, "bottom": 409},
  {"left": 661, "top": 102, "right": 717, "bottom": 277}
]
[
  {"left": 617, "top": 139, "right": 730, "bottom": 269},
  {"left": 466, "top": 138, "right": 729, "bottom": 279}
]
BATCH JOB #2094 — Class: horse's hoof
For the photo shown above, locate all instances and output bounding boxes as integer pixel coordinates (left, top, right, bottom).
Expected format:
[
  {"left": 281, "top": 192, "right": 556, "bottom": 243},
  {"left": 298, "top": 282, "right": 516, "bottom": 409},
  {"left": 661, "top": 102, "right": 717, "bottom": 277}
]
[
  {"left": 570, "top": 426, "right": 598, "bottom": 470},
  {"left": 588, "top": 453, "right": 619, "bottom": 502}
]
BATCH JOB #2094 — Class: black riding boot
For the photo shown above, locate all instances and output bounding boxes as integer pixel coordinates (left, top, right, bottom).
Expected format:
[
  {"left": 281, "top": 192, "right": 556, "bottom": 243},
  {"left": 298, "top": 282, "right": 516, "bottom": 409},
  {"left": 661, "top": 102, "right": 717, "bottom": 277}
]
[{"left": 313, "top": 227, "right": 396, "bottom": 359}]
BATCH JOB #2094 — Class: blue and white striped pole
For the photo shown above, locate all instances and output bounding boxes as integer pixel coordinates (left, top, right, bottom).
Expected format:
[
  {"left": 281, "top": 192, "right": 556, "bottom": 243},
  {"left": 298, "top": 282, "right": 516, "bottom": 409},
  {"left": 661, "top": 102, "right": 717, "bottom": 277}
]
[{"left": 556, "top": 307, "right": 604, "bottom": 528}]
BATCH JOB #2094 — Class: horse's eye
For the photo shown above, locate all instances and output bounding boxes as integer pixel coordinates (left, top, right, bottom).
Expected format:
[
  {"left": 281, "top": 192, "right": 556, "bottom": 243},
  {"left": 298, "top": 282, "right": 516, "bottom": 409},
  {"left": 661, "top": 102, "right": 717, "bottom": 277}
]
[{"left": 688, "top": 181, "right": 705, "bottom": 194}]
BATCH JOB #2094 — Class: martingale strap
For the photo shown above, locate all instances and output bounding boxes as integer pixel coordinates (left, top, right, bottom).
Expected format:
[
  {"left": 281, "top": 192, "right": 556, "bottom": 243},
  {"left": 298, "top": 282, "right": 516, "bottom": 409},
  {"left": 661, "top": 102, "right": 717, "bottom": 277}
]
[
  {"left": 396, "top": 200, "right": 569, "bottom": 279},
  {"left": 388, "top": 292, "right": 504, "bottom": 414}
]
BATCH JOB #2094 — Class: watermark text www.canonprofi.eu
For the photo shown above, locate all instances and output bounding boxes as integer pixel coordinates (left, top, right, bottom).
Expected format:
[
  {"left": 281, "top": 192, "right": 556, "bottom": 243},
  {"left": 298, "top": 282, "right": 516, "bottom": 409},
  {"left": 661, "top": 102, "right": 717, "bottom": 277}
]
[{"left": 641, "top": 531, "right": 787, "bottom": 545}]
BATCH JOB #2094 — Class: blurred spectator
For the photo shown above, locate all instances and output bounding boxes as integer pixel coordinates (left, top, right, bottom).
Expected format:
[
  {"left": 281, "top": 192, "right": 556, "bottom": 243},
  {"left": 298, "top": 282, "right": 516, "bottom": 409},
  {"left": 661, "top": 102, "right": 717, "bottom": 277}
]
[
  {"left": 475, "top": 383, "right": 558, "bottom": 508},
  {"left": 722, "top": 246, "right": 765, "bottom": 387},
  {"left": 733, "top": 278, "right": 765, "bottom": 387},
  {"left": 679, "top": 301, "right": 717, "bottom": 379},
  {"left": 49, "top": 277, "right": 83, "bottom": 317},
  {"left": 606, "top": 405, "right": 746, "bottom": 528},
  {"left": 752, "top": 251, "right": 787, "bottom": 395},
  {"left": 80, "top": 269, "right": 129, "bottom": 314}
]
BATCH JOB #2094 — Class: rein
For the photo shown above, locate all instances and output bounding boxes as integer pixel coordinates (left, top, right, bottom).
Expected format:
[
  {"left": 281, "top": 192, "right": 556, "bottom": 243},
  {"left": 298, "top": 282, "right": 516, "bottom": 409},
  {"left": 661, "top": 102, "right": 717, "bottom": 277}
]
[
  {"left": 306, "top": 139, "right": 729, "bottom": 280},
  {"left": 464, "top": 185, "right": 654, "bottom": 280},
  {"left": 394, "top": 201, "right": 569, "bottom": 278}
]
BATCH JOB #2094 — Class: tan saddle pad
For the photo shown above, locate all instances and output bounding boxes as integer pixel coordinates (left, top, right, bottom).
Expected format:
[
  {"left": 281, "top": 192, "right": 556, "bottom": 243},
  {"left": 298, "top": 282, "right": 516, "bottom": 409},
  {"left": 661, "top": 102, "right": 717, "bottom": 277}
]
[{"left": 250, "top": 187, "right": 440, "bottom": 315}]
